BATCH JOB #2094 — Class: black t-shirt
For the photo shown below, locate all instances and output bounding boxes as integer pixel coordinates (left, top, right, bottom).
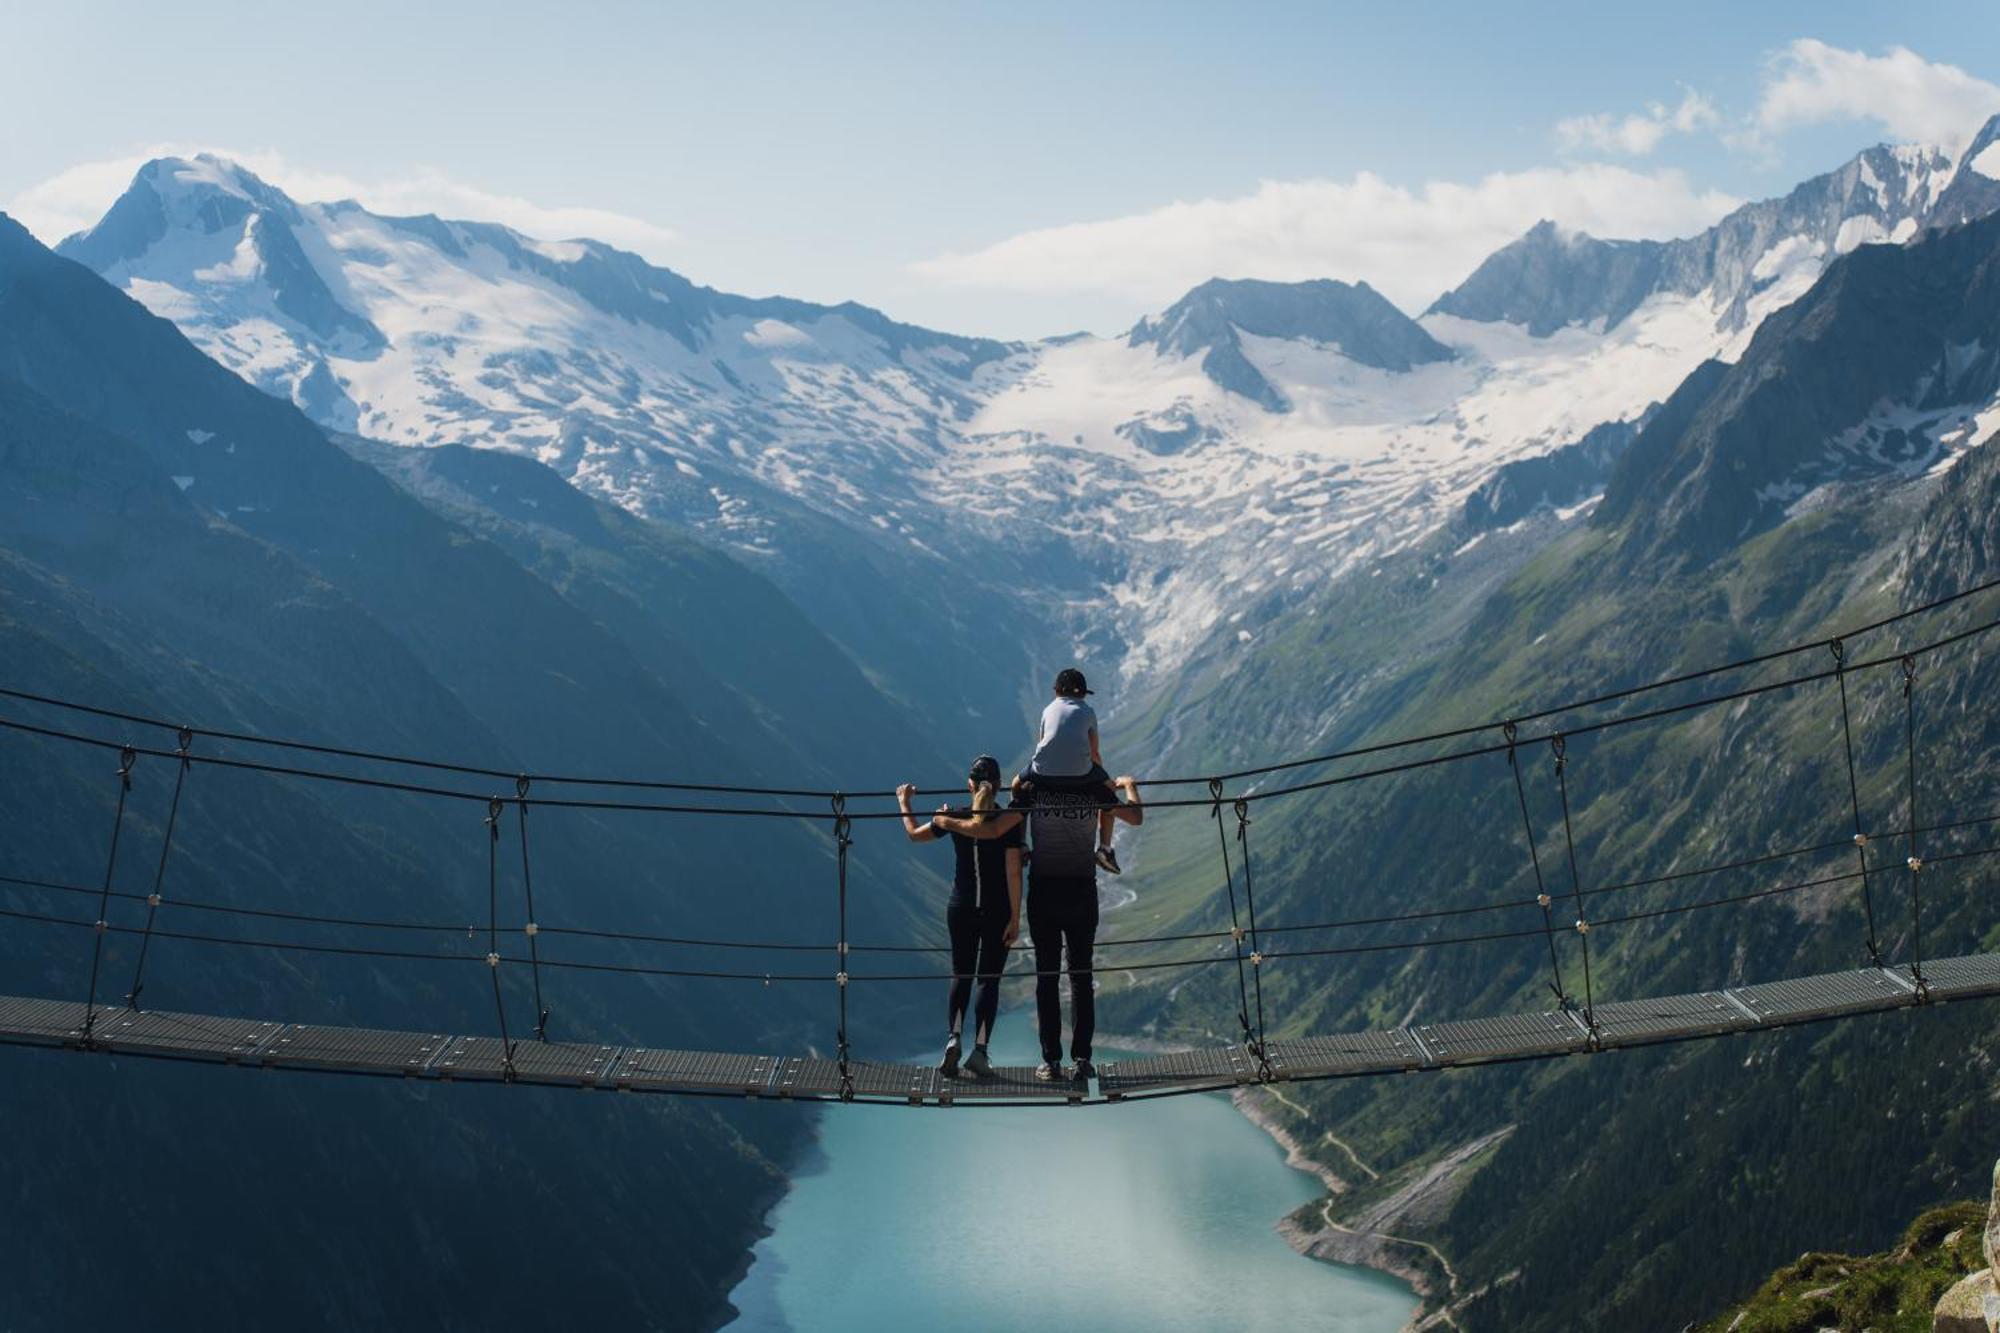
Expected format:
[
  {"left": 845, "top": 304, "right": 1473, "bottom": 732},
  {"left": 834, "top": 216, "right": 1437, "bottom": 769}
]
[{"left": 937, "top": 813, "right": 1025, "bottom": 911}]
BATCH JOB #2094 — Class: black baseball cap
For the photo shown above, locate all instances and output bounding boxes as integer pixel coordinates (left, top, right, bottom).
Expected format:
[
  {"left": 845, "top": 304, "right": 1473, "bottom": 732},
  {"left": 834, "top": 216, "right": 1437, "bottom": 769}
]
[
  {"left": 968, "top": 755, "right": 1003, "bottom": 786},
  {"left": 1053, "top": 667, "right": 1092, "bottom": 696}
]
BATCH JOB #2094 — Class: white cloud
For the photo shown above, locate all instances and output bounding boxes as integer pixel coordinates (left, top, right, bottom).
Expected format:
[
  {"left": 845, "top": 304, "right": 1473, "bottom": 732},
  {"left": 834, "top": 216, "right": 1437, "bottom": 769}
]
[
  {"left": 1744, "top": 39, "right": 2000, "bottom": 155},
  {"left": 1555, "top": 90, "right": 1721, "bottom": 157},
  {"left": 911, "top": 166, "right": 1739, "bottom": 314},
  {"left": 7, "top": 146, "right": 679, "bottom": 260}
]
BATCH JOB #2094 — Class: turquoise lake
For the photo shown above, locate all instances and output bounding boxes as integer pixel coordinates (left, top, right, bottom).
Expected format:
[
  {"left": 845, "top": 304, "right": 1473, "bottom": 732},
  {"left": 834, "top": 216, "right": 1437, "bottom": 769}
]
[{"left": 726, "top": 1023, "right": 1417, "bottom": 1332}]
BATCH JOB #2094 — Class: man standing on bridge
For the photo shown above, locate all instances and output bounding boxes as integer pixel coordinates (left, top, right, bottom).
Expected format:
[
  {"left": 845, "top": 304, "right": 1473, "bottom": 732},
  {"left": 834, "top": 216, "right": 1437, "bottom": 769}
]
[{"left": 938, "top": 771, "right": 1143, "bottom": 1081}]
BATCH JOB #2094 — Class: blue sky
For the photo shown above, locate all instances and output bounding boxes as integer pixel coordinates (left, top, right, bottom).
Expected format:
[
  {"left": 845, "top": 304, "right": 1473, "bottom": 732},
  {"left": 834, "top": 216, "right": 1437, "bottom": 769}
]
[{"left": 4, "top": 1, "right": 1998, "bottom": 337}]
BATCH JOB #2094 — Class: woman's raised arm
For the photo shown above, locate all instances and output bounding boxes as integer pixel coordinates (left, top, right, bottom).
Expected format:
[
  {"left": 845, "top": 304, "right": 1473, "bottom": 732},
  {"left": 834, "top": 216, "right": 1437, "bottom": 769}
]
[{"left": 897, "top": 783, "right": 941, "bottom": 842}]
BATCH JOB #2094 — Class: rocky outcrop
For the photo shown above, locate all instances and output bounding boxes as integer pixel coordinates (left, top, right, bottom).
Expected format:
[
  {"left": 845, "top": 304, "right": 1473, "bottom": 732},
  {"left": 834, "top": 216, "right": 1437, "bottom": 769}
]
[
  {"left": 1987, "top": 1158, "right": 1998, "bottom": 1275},
  {"left": 1933, "top": 1269, "right": 1994, "bottom": 1332},
  {"left": 1933, "top": 1156, "right": 2000, "bottom": 1332}
]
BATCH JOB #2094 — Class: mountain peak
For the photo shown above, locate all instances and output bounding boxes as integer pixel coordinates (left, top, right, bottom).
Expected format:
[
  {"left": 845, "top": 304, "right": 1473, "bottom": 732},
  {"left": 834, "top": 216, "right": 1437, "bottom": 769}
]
[
  {"left": 1928, "top": 113, "right": 2000, "bottom": 230},
  {"left": 57, "top": 153, "right": 383, "bottom": 394},
  {"left": 144, "top": 154, "right": 290, "bottom": 204},
  {"left": 59, "top": 154, "right": 301, "bottom": 274},
  {"left": 1430, "top": 129, "right": 2000, "bottom": 341},
  {"left": 1130, "top": 276, "right": 1453, "bottom": 411}
]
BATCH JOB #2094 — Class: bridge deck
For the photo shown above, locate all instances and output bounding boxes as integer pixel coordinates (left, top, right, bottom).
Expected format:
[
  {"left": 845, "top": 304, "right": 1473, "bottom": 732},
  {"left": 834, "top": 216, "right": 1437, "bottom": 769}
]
[{"left": 4, "top": 951, "right": 1996, "bottom": 1106}]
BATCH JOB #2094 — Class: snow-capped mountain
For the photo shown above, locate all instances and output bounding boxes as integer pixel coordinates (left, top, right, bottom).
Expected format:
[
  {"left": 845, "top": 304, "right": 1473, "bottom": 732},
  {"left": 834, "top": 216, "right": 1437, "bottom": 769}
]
[
  {"left": 55, "top": 128, "right": 2000, "bottom": 708},
  {"left": 1431, "top": 119, "right": 2000, "bottom": 336},
  {"left": 1127, "top": 277, "right": 1453, "bottom": 412}
]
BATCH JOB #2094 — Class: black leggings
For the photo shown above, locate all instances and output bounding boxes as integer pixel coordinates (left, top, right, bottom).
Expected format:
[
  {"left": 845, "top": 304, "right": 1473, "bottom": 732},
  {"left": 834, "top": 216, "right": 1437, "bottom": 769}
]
[
  {"left": 1027, "top": 874, "right": 1098, "bottom": 1064},
  {"left": 946, "top": 898, "right": 1011, "bottom": 1046}
]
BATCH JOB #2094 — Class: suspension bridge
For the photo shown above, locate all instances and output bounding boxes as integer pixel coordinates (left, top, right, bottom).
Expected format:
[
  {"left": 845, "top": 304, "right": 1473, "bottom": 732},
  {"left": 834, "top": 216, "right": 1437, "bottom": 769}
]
[{"left": 1, "top": 576, "right": 1998, "bottom": 1108}]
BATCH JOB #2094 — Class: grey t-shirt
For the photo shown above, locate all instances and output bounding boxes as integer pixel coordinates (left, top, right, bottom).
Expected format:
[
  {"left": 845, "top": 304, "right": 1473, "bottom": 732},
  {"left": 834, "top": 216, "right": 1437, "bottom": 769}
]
[
  {"left": 1030, "top": 696, "right": 1096, "bottom": 777},
  {"left": 1015, "top": 779, "right": 1114, "bottom": 879}
]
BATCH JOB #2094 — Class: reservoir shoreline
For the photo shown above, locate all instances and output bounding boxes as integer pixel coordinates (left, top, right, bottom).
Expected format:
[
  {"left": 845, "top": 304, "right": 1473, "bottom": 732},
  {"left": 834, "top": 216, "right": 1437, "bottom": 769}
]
[{"left": 725, "top": 1026, "right": 1417, "bottom": 1331}]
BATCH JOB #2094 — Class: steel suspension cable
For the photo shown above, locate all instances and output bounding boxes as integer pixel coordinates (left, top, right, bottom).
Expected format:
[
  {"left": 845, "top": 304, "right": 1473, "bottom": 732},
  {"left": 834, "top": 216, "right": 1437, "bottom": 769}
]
[
  {"left": 831, "top": 794, "right": 853, "bottom": 1102},
  {"left": 1504, "top": 721, "right": 1570, "bottom": 1007},
  {"left": 11, "top": 835, "right": 2000, "bottom": 984},
  {"left": 483, "top": 798, "right": 516, "bottom": 1076},
  {"left": 1208, "top": 779, "right": 1255, "bottom": 1048},
  {"left": 1900, "top": 656, "right": 1929, "bottom": 999},
  {"left": 1550, "top": 735, "right": 1599, "bottom": 1041},
  {"left": 82, "top": 745, "right": 137, "bottom": 1043},
  {"left": 514, "top": 777, "right": 549, "bottom": 1040},
  {"left": 1232, "top": 799, "right": 1272, "bottom": 1069},
  {"left": 1827, "top": 641, "right": 1884, "bottom": 965},
  {"left": 124, "top": 727, "right": 193, "bottom": 1009},
  {"left": 0, "top": 610, "right": 1993, "bottom": 821},
  {"left": 3, "top": 574, "right": 1997, "bottom": 801}
]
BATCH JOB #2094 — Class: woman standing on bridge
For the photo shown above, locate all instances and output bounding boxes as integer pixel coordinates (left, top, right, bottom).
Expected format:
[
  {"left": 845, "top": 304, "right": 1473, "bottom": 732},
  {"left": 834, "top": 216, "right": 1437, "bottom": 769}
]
[{"left": 897, "top": 756, "right": 1024, "bottom": 1079}]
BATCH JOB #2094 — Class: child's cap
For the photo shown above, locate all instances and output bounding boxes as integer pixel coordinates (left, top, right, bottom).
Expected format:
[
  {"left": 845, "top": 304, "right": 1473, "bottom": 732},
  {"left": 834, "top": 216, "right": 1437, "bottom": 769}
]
[{"left": 1053, "top": 667, "right": 1092, "bottom": 697}]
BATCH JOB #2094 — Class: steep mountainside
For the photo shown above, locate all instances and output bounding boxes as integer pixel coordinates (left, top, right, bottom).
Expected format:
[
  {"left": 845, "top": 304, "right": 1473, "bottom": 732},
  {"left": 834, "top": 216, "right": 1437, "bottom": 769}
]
[
  {"left": 0, "top": 214, "right": 945, "bottom": 1329},
  {"left": 1097, "top": 213, "right": 2000, "bottom": 1333},
  {"left": 1598, "top": 210, "right": 2000, "bottom": 564}
]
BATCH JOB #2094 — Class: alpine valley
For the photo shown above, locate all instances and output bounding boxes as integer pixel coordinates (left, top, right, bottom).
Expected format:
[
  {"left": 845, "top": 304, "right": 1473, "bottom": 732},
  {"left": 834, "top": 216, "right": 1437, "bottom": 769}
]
[{"left": 7, "top": 107, "right": 2000, "bottom": 1330}]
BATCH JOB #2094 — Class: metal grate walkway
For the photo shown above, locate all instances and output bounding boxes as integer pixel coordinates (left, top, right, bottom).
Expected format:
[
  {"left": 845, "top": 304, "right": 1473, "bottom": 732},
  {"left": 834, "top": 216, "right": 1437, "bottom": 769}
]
[{"left": 5, "top": 951, "right": 1997, "bottom": 1107}]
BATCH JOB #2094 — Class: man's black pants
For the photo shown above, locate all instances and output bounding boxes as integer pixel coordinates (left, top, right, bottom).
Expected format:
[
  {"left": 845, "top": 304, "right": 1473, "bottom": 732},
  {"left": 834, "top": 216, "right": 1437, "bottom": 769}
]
[{"left": 1027, "top": 873, "right": 1098, "bottom": 1065}]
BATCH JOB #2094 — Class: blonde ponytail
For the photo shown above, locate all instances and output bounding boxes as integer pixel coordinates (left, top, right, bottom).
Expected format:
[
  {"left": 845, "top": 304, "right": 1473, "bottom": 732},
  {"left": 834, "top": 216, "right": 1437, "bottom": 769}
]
[{"left": 970, "top": 780, "right": 997, "bottom": 824}]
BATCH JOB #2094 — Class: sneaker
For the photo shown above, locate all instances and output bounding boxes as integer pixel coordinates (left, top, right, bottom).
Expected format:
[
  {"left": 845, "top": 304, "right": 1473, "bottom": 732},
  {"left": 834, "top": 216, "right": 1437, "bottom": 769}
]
[
  {"left": 1071, "top": 1058, "right": 1095, "bottom": 1081},
  {"left": 1034, "top": 1060, "right": 1059, "bottom": 1081},
  {"left": 938, "top": 1034, "right": 961, "bottom": 1079},
  {"left": 963, "top": 1046, "right": 994, "bottom": 1078},
  {"left": 1095, "top": 846, "right": 1122, "bottom": 875}
]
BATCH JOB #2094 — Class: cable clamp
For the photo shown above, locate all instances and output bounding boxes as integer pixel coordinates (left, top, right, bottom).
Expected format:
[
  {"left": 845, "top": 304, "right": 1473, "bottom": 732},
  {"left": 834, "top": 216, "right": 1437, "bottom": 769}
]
[
  {"left": 1233, "top": 797, "right": 1251, "bottom": 828},
  {"left": 1901, "top": 655, "right": 1917, "bottom": 693},
  {"left": 1550, "top": 733, "right": 1567, "bottom": 769},
  {"left": 523, "top": 922, "right": 539, "bottom": 937},
  {"left": 836, "top": 971, "right": 849, "bottom": 988},
  {"left": 1574, "top": 919, "right": 1590, "bottom": 935},
  {"left": 175, "top": 725, "right": 194, "bottom": 755},
  {"left": 1249, "top": 952, "right": 1264, "bottom": 967},
  {"left": 94, "top": 919, "right": 108, "bottom": 934},
  {"left": 146, "top": 893, "right": 162, "bottom": 908},
  {"left": 1827, "top": 638, "right": 1845, "bottom": 668},
  {"left": 1907, "top": 856, "right": 1923, "bottom": 873},
  {"left": 1537, "top": 893, "right": 1552, "bottom": 909},
  {"left": 485, "top": 952, "right": 500, "bottom": 968},
  {"left": 1853, "top": 832, "right": 1868, "bottom": 847},
  {"left": 117, "top": 745, "right": 136, "bottom": 785},
  {"left": 837, "top": 941, "right": 849, "bottom": 956},
  {"left": 1231, "top": 925, "right": 1245, "bottom": 943},
  {"left": 515, "top": 773, "right": 531, "bottom": 800}
]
